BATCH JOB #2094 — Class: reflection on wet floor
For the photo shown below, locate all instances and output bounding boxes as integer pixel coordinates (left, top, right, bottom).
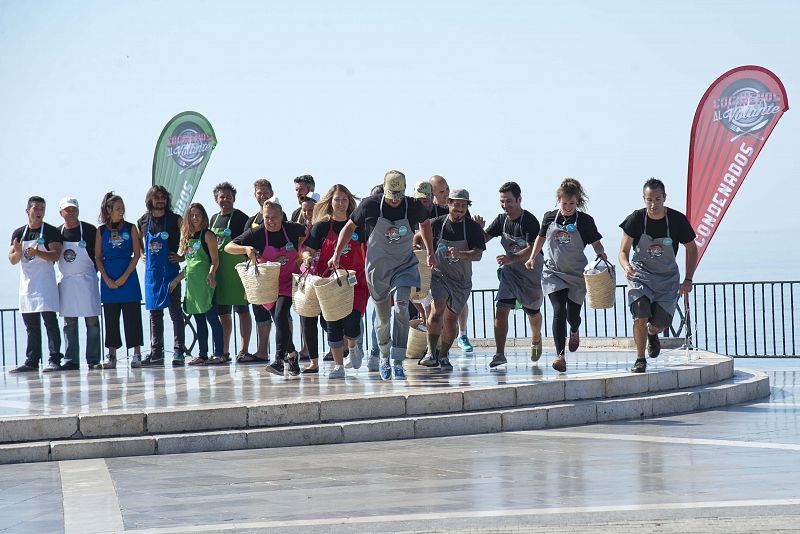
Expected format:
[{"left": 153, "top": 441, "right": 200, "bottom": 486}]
[{"left": 0, "top": 348, "right": 696, "bottom": 416}]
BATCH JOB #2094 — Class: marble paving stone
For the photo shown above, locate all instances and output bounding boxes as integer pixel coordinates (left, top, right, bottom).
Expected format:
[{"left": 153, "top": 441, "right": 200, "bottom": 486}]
[
  {"left": 405, "top": 390, "right": 463, "bottom": 415},
  {"left": 341, "top": 418, "right": 415, "bottom": 442},
  {"left": 0, "top": 442, "right": 50, "bottom": 464},
  {"left": 145, "top": 405, "right": 248, "bottom": 433},
  {"left": 547, "top": 402, "right": 598, "bottom": 427},
  {"left": 515, "top": 380, "right": 565, "bottom": 405},
  {"left": 78, "top": 411, "right": 145, "bottom": 438},
  {"left": 414, "top": 411, "right": 502, "bottom": 438},
  {"left": 676, "top": 367, "right": 703, "bottom": 388},
  {"left": 155, "top": 431, "right": 247, "bottom": 455},
  {"left": 564, "top": 377, "right": 606, "bottom": 400},
  {"left": 247, "top": 400, "right": 320, "bottom": 427},
  {"left": 605, "top": 372, "right": 649, "bottom": 397},
  {"left": 247, "top": 423, "right": 343, "bottom": 449},
  {"left": 648, "top": 369, "right": 679, "bottom": 392},
  {"left": 319, "top": 394, "right": 406, "bottom": 422},
  {"left": 0, "top": 415, "right": 76, "bottom": 443},
  {"left": 51, "top": 436, "right": 154, "bottom": 461},
  {"left": 462, "top": 386, "right": 516, "bottom": 410},
  {"left": 502, "top": 407, "right": 548, "bottom": 431}
]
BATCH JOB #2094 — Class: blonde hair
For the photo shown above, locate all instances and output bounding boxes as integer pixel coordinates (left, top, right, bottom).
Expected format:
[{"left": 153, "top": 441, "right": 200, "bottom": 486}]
[
  {"left": 556, "top": 178, "right": 588, "bottom": 209},
  {"left": 312, "top": 184, "right": 359, "bottom": 224},
  {"left": 179, "top": 203, "right": 209, "bottom": 255},
  {"left": 261, "top": 200, "right": 283, "bottom": 215}
]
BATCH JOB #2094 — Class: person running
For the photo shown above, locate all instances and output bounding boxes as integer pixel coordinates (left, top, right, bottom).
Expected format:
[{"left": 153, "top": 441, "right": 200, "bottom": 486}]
[
  {"left": 56, "top": 197, "right": 101, "bottom": 370},
  {"left": 430, "top": 174, "right": 473, "bottom": 352},
  {"left": 8, "top": 196, "right": 64, "bottom": 373},
  {"left": 171, "top": 203, "right": 224, "bottom": 365},
  {"left": 210, "top": 182, "right": 252, "bottom": 364},
  {"left": 94, "top": 193, "right": 143, "bottom": 369},
  {"left": 245, "top": 179, "right": 278, "bottom": 360},
  {"left": 418, "top": 189, "right": 485, "bottom": 371},
  {"left": 619, "top": 178, "right": 697, "bottom": 373},
  {"left": 479, "top": 182, "right": 544, "bottom": 368},
  {"left": 226, "top": 201, "right": 305, "bottom": 377},
  {"left": 296, "top": 194, "right": 321, "bottom": 365},
  {"left": 137, "top": 185, "right": 185, "bottom": 367},
  {"left": 526, "top": 178, "right": 606, "bottom": 373},
  {"left": 301, "top": 185, "right": 367, "bottom": 378},
  {"left": 331, "top": 171, "right": 435, "bottom": 380}
]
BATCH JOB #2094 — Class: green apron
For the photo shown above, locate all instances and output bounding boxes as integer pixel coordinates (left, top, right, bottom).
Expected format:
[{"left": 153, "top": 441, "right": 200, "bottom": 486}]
[
  {"left": 183, "top": 232, "right": 214, "bottom": 315},
  {"left": 211, "top": 212, "right": 247, "bottom": 306}
]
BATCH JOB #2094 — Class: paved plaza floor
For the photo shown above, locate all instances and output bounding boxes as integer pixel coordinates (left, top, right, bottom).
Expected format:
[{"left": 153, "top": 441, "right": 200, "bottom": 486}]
[{"left": 0, "top": 352, "right": 797, "bottom": 533}]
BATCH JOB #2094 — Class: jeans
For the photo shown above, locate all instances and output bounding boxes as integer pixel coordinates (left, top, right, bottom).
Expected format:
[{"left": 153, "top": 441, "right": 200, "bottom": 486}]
[
  {"left": 193, "top": 305, "right": 224, "bottom": 357},
  {"left": 22, "top": 312, "right": 62, "bottom": 365},
  {"left": 63, "top": 316, "right": 101, "bottom": 365},
  {"left": 149, "top": 289, "right": 186, "bottom": 357},
  {"left": 373, "top": 286, "right": 411, "bottom": 361}
]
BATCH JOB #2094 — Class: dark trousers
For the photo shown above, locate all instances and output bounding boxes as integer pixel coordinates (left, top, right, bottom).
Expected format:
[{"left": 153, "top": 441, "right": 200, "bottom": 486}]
[
  {"left": 22, "top": 312, "right": 62, "bottom": 365},
  {"left": 326, "top": 310, "right": 363, "bottom": 346},
  {"left": 268, "top": 296, "right": 296, "bottom": 358},
  {"left": 103, "top": 302, "right": 144, "bottom": 349},
  {"left": 64, "top": 316, "right": 101, "bottom": 365},
  {"left": 194, "top": 304, "right": 224, "bottom": 357},
  {"left": 149, "top": 289, "right": 185, "bottom": 356},
  {"left": 548, "top": 288, "right": 583, "bottom": 355}
]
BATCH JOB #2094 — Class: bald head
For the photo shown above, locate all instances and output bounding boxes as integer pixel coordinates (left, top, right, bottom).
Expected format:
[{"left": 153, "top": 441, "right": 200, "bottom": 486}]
[{"left": 429, "top": 175, "right": 449, "bottom": 206}]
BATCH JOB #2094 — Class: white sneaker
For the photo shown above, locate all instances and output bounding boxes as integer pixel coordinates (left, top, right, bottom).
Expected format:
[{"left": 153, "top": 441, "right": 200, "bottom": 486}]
[
  {"left": 328, "top": 365, "right": 346, "bottom": 379},
  {"left": 130, "top": 354, "right": 141, "bottom": 369},
  {"left": 347, "top": 346, "right": 364, "bottom": 369}
]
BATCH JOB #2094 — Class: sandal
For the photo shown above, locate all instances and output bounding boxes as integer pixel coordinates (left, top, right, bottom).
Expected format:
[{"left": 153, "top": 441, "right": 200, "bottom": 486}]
[
  {"left": 302, "top": 365, "right": 319, "bottom": 374},
  {"left": 206, "top": 353, "right": 230, "bottom": 365},
  {"left": 188, "top": 356, "right": 208, "bottom": 366},
  {"left": 236, "top": 351, "right": 258, "bottom": 363}
]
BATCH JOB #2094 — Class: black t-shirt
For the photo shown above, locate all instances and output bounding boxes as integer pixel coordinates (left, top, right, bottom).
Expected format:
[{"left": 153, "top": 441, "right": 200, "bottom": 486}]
[
  {"left": 305, "top": 219, "right": 366, "bottom": 250},
  {"left": 290, "top": 206, "right": 305, "bottom": 225},
  {"left": 350, "top": 195, "right": 429, "bottom": 241},
  {"left": 619, "top": 207, "right": 696, "bottom": 254},
  {"left": 10, "top": 222, "right": 63, "bottom": 250},
  {"left": 430, "top": 215, "right": 486, "bottom": 252},
  {"left": 486, "top": 210, "right": 540, "bottom": 244},
  {"left": 232, "top": 222, "right": 306, "bottom": 253},
  {"left": 58, "top": 221, "right": 98, "bottom": 264},
  {"left": 137, "top": 212, "right": 181, "bottom": 253},
  {"left": 540, "top": 210, "right": 602, "bottom": 246},
  {"left": 246, "top": 211, "right": 288, "bottom": 229},
  {"left": 210, "top": 209, "right": 248, "bottom": 239},
  {"left": 430, "top": 204, "right": 448, "bottom": 218}
]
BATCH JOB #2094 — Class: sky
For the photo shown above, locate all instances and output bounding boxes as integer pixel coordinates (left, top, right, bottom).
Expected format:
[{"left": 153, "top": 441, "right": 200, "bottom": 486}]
[{"left": 1, "top": 0, "right": 798, "bottom": 307}]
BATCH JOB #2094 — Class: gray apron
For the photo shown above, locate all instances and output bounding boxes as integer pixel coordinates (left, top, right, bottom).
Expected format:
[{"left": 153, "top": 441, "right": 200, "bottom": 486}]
[
  {"left": 496, "top": 213, "right": 544, "bottom": 310},
  {"left": 430, "top": 218, "right": 472, "bottom": 313},
  {"left": 365, "top": 197, "right": 421, "bottom": 301},
  {"left": 626, "top": 211, "right": 680, "bottom": 317},
  {"left": 542, "top": 211, "right": 587, "bottom": 303}
]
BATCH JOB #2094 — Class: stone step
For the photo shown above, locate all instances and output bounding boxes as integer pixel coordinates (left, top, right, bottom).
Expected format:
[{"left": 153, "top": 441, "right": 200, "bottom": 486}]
[
  {"left": 0, "top": 355, "right": 733, "bottom": 446},
  {"left": 0, "top": 368, "right": 767, "bottom": 465}
]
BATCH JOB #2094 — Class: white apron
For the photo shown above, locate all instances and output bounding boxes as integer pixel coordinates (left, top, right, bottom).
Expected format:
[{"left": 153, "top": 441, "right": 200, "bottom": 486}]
[
  {"left": 19, "top": 226, "right": 59, "bottom": 313},
  {"left": 58, "top": 223, "right": 102, "bottom": 317}
]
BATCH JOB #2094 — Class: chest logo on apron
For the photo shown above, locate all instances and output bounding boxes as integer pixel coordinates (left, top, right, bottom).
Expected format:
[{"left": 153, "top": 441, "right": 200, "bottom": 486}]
[
  {"left": 64, "top": 249, "right": 77, "bottom": 263},
  {"left": 148, "top": 240, "right": 163, "bottom": 255},
  {"left": 23, "top": 249, "right": 36, "bottom": 261},
  {"left": 385, "top": 226, "right": 402, "bottom": 242},
  {"left": 275, "top": 254, "right": 288, "bottom": 266},
  {"left": 341, "top": 242, "right": 352, "bottom": 255},
  {"left": 647, "top": 244, "right": 664, "bottom": 258},
  {"left": 556, "top": 230, "right": 572, "bottom": 245}
]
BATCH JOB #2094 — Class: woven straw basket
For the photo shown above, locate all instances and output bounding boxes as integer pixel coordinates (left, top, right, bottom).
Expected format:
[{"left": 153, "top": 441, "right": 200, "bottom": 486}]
[
  {"left": 292, "top": 272, "right": 321, "bottom": 317},
  {"left": 235, "top": 260, "right": 281, "bottom": 305},
  {"left": 411, "top": 249, "right": 431, "bottom": 300},
  {"left": 314, "top": 269, "right": 355, "bottom": 322},
  {"left": 584, "top": 258, "right": 616, "bottom": 309},
  {"left": 406, "top": 319, "right": 428, "bottom": 359}
]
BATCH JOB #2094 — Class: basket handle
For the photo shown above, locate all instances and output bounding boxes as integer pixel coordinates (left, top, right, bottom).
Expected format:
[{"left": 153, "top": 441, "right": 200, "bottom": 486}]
[
  {"left": 590, "top": 256, "right": 616, "bottom": 277},
  {"left": 332, "top": 267, "right": 344, "bottom": 287},
  {"left": 245, "top": 259, "right": 259, "bottom": 276}
]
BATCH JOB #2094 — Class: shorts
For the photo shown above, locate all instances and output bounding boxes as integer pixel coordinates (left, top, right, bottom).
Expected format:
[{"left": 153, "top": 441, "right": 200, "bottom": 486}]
[
  {"left": 251, "top": 303, "right": 272, "bottom": 323},
  {"left": 217, "top": 304, "right": 251, "bottom": 316},
  {"left": 629, "top": 297, "right": 672, "bottom": 329},
  {"left": 496, "top": 298, "right": 540, "bottom": 316}
]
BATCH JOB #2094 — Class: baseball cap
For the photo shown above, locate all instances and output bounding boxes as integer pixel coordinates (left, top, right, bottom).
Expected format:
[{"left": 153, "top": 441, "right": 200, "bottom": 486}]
[
  {"left": 383, "top": 170, "right": 406, "bottom": 201},
  {"left": 413, "top": 181, "right": 433, "bottom": 200},
  {"left": 448, "top": 188, "right": 471, "bottom": 203},
  {"left": 59, "top": 197, "right": 79, "bottom": 210}
]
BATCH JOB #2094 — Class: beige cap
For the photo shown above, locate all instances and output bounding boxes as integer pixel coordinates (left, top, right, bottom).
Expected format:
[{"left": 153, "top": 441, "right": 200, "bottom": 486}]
[
  {"left": 383, "top": 170, "right": 406, "bottom": 200},
  {"left": 413, "top": 181, "right": 433, "bottom": 200}
]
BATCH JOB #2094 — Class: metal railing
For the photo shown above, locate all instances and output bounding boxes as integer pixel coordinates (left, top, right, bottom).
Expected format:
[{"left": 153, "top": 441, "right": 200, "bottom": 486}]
[{"left": 2, "top": 280, "right": 798, "bottom": 365}]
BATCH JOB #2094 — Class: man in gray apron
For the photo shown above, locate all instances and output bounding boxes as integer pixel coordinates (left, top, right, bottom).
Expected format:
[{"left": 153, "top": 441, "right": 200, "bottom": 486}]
[
  {"left": 8, "top": 196, "right": 64, "bottom": 373},
  {"left": 57, "top": 197, "right": 101, "bottom": 370},
  {"left": 477, "top": 182, "right": 544, "bottom": 368},
  {"left": 619, "top": 178, "right": 697, "bottom": 373},
  {"left": 330, "top": 170, "right": 435, "bottom": 380},
  {"left": 419, "top": 189, "right": 485, "bottom": 371}
]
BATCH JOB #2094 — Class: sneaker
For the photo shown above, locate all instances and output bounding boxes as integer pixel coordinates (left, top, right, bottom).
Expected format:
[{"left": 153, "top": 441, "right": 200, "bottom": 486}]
[
  {"left": 631, "top": 358, "right": 647, "bottom": 373},
  {"left": 97, "top": 356, "right": 117, "bottom": 370},
  {"left": 140, "top": 354, "right": 164, "bottom": 367},
  {"left": 393, "top": 364, "right": 407, "bottom": 380},
  {"left": 552, "top": 352, "right": 567, "bottom": 373},
  {"left": 171, "top": 354, "right": 185, "bottom": 367},
  {"left": 438, "top": 357, "right": 453, "bottom": 371},
  {"left": 379, "top": 357, "right": 392, "bottom": 380},
  {"left": 286, "top": 357, "right": 301, "bottom": 377},
  {"left": 10, "top": 362, "right": 39, "bottom": 373},
  {"left": 60, "top": 361, "right": 80, "bottom": 371},
  {"left": 366, "top": 355, "right": 380, "bottom": 372},
  {"left": 42, "top": 360, "right": 63, "bottom": 373},
  {"left": 264, "top": 360, "right": 284, "bottom": 376},
  {"left": 418, "top": 353, "right": 439, "bottom": 367},
  {"left": 530, "top": 339, "right": 543, "bottom": 362},
  {"left": 647, "top": 333, "right": 661, "bottom": 358},
  {"left": 130, "top": 354, "right": 141, "bottom": 368},
  {"left": 328, "top": 365, "right": 346, "bottom": 379},
  {"left": 348, "top": 346, "right": 364, "bottom": 369},
  {"left": 568, "top": 330, "right": 580, "bottom": 352},
  {"left": 489, "top": 354, "right": 507, "bottom": 368},
  {"left": 457, "top": 334, "right": 474, "bottom": 352}
]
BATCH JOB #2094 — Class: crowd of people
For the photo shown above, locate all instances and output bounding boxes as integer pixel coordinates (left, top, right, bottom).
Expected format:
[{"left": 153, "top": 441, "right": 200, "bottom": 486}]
[{"left": 8, "top": 171, "right": 697, "bottom": 378}]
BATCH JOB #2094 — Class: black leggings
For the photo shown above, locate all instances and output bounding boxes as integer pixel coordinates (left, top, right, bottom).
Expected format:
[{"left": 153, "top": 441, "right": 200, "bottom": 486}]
[
  {"left": 326, "top": 310, "right": 363, "bottom": 347},
  {"left": 300, "top": 315, "right": 321, "bottom": 360},
  {"left": 548, "top": 288, "right": 582, "bottom": 355},
  {"left": 268, "top": 296, "right": 296, "bottom": 358}
]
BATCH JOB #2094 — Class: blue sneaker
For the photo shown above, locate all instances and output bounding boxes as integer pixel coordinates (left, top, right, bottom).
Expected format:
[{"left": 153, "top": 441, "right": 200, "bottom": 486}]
[
  {"left": 393, "top": 365, "right": 407, "bottom": 380},
  {"left": 458, "top": 334, "right": 474, "bottom": 352},
  {"left": 379, "top": 357, "right": 392, "bottom": 381}
]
